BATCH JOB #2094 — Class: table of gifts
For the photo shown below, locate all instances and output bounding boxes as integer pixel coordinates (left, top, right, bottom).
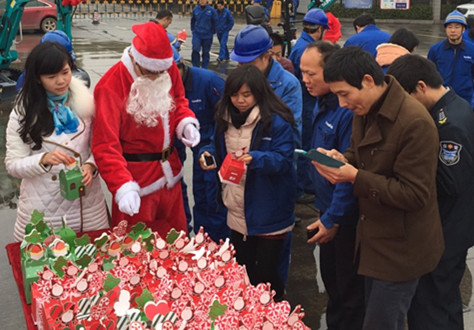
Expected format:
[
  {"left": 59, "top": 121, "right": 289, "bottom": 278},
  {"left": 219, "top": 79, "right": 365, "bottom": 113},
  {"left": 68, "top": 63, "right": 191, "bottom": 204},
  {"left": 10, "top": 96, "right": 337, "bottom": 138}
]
[{"left": 6, "top": 211, "right": 310, "bottom": 330}]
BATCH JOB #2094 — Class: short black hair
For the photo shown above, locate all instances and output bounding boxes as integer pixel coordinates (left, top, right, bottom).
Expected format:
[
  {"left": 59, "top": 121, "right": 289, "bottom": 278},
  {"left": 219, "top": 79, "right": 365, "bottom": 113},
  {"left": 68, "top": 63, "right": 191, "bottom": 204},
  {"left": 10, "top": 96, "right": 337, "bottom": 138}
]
[
  {"left": 269, "top": 32, "right": 284, "bottom": 46},
  {"left": 388, "top": 28, "right": 419, "bottom": 53},
  {"left": 217, "top": 0, "right": 225, "bottom": 4},
  {"left": 324, "top": 46, "right": 384, "bottom": 89},
  {"left": 353, "top": 14, "right": 375, "bottom": 31},
  {"left": 305, "top": 40, "right": 341, "bottom": 67},
  {"left": 156, "top": 9, "right": 173, "bottom": 20},
  {"left": 387, "top": 54, "right": 443, "bottom": 94}
]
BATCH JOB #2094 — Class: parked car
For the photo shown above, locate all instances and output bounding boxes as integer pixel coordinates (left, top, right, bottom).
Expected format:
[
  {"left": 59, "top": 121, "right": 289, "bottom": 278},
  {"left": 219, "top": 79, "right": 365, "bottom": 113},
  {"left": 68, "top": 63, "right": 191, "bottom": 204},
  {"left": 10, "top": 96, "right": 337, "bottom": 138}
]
[
  {"left": 21, "top": 0, "right": 57, "bottom": 33},
  {"left": 457, "top": 2, "right": 474, "bottom": 18}
]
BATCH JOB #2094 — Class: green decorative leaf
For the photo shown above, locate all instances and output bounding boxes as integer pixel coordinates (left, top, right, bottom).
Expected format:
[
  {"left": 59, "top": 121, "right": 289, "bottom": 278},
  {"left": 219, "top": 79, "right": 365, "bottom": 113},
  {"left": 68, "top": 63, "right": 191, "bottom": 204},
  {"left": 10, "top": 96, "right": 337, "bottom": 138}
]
[
  {"left": 30, "top": 210, "right": 45, "bottom": 224},
  {"left": 75, "top": 254, "right": 92, "bottom": 268},
  {"left": 24, "top": 230, "right": 42, "bottom": 243},
  {"left": 102, "top": 273, "right": 120, "bottom": 292},
  {"left": 36, "top": 220, "right": 47, "bottom": 233},
  {"left": 209, "top": 300, "right": 227, "bottom": 321},
  {"left": 75, "top": 234, "right": 91, "bottom": 246},
  {"left": 143, "top": 234, "right": 155, "bottom": 252},
  {"left": 24, "top": 223, "right": 34, "bottom": 235},
  {"left": 94, "top": 233, "right": 108, "bottom": 249},
  {"left": 135, "top": 289, "right": 154, "bottom": 309},
  {"left": 102, "top": 256, "right": 116, "bottom": 271},
  {"left": 53, "top": 256, "right": 68, "bottom": 278},
  {"left": 57, "top": 227, "right": 77, "bottom": 247},
  {"left": 166, "top": 229, "right": 180, "bottom": 244},
  {"left": 129, "top": 222, "right": 151, "bottom": 240}
]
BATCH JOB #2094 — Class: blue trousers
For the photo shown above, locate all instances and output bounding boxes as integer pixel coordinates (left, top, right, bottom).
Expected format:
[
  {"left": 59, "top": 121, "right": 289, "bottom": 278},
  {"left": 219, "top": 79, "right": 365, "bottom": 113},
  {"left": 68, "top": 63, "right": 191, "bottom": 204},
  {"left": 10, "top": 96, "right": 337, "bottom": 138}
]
[
  {"left": 192, "top": 35, "right": 213, "bottom": 69},
  {"left": 364, "top": 277, "right": 419, "bottom": 330},
  {"left": 217, "top": 31, "right": 230, "bottom": 60}
]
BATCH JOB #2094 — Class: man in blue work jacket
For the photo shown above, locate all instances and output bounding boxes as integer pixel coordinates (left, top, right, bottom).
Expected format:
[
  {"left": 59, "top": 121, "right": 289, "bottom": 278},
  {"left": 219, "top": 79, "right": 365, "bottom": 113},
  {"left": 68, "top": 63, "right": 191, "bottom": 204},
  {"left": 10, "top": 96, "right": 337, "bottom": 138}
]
[
  {"left": 428, "top": 10, "right": 474, "bottom": 107},
  {"left": 216, "top": 0, "right": 234, "bottom": 62},
  {"left": 230, "top": 24, "right": 302, "bottom": 289},
  {"left": 301, "top": 41, "right": 365, "bottom": 330},
  {"left": 388, "top": 54, "right": 474, "bottom": 330},
  {"left": 289, "top": 9, "right": 329, "bottom": 204},
  {"left": 191, "top": 0, "right": 218, "bottom": 69},
  {"left": 174, "top": 53, "right": 229, "bottom": 242},
  {"left": 344, "top": 14, "right": 390, "bottom": 57}
]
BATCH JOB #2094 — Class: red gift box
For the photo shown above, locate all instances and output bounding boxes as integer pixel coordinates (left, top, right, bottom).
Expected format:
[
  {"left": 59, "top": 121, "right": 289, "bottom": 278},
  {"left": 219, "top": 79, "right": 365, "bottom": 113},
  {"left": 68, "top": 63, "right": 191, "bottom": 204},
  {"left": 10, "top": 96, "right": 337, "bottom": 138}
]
[{"left": 218, "top": 153, "right": 246, "bottom": 185}]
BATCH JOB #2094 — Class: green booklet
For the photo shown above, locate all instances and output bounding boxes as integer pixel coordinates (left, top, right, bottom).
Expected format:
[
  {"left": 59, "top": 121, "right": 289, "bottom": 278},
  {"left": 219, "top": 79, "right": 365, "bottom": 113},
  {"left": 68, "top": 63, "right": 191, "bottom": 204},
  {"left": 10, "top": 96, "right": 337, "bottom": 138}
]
[{"left": 295, "top": 149, "right": 345, "bottom": 168}]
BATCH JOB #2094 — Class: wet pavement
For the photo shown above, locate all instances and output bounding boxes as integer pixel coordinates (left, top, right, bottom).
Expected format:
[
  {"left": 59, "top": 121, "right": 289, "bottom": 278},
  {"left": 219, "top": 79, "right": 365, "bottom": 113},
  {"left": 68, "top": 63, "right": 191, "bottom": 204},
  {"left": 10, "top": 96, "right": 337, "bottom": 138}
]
[{"left": 0, "top": 13, "right": 472, "bottom": 330}]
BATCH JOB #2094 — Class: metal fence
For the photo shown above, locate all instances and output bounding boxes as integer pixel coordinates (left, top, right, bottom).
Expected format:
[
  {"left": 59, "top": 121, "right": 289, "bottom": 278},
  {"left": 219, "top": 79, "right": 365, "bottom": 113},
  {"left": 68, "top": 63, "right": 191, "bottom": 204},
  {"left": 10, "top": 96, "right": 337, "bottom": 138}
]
[{"left": 73, "top": 0, "right": 254, "bottom": 19}]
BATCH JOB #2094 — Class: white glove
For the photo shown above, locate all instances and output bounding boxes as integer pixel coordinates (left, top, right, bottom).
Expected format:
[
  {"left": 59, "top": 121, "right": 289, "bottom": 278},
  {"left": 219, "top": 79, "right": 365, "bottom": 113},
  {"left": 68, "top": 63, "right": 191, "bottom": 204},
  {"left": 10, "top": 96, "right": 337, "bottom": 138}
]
[
  {"left": 118, "top": 190, "right": 141, "bottom": 216},
  {"left": 182, "top": 124, "right": 201, "bottom": 148}
]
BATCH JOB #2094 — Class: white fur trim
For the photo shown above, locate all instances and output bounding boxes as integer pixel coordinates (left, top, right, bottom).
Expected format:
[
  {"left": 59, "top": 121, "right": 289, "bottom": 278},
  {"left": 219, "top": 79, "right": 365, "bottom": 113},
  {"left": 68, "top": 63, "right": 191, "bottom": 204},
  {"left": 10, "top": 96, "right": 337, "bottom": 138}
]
[
  {"left": 68, "top": 76, "right": 94, "bottom": 118},
  {"left": 138, "top": 167, "right": 183, "bottom": 197},
  {"left": 130, "top": 45, "right": 173, "bottom": 72},
  {"left": 162, "top": 113, "right": 170, "bottom": 149},
  {"left": 176, "top": 117, "right": 200, "bottom": 140},
  {"left": 121, "top": 47, "right": 138, "bottom": 80},
  {"left": 115, "top": 181, "right": 140, "bottom": 204}
]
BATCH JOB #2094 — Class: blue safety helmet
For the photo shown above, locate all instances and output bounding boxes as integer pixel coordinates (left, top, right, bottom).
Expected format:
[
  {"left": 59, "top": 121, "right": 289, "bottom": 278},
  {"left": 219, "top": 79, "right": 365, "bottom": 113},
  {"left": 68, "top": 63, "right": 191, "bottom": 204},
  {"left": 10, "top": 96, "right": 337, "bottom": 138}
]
[
  {"left": 444, "top": 10, "right": 467, "bottom": 28},
  {"left": 303, "top": 8, "right": 329, "bottom": 30},
  {"left": 230, "top": 25, "right": 273, "bottom": 63},
  {"left": 40, "top": 30, "right": 76, "bottom": 60}
]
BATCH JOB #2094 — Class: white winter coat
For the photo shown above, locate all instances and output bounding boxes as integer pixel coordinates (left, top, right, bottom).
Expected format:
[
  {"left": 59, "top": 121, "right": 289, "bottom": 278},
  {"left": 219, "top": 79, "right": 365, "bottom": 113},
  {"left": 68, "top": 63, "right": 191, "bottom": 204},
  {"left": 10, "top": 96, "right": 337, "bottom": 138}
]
[{"left": 5, "top": 77, "right": 109, "bottom": 242}]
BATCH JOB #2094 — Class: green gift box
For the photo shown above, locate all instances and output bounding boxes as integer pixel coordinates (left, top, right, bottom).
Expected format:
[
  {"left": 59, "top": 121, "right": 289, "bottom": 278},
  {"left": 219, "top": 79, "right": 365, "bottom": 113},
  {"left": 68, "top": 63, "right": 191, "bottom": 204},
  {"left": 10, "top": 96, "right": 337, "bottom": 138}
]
[{"left": 59, "top": 167, "right": 85, "bottom": 201}]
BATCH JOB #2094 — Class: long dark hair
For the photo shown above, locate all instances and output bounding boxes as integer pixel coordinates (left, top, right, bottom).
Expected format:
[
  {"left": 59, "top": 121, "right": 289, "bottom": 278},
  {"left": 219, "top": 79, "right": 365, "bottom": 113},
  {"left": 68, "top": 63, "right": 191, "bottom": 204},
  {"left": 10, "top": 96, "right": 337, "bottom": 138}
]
[
  {"left": 15, "top": 42, "right": 73, "bottom": 150},
  {"left": 215, "top": 64, "right": 295, "bottom": 134}
]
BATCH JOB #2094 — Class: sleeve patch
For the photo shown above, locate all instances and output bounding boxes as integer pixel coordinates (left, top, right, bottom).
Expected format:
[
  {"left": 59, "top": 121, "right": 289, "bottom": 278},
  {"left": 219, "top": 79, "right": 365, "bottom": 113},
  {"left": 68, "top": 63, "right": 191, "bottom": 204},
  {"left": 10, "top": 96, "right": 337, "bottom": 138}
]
[{"left": 439, "top": 141, "right": 462, "bottom": 166}]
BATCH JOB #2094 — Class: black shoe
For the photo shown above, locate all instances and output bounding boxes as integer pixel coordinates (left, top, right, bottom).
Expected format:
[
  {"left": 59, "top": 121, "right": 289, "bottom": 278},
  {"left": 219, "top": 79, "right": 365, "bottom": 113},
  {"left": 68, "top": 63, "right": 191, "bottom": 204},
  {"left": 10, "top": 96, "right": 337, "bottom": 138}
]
[
  {"left": 216, "top": 58, "right": 223, "bottom": 63},
  {"left": 296, "top": 193, "right": 315, "bottom": 204}
]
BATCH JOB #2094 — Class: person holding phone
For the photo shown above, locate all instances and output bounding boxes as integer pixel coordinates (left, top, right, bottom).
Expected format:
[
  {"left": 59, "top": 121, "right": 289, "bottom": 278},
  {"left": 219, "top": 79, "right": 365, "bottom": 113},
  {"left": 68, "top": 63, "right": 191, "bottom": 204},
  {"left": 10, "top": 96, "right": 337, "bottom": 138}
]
[{"left": 199, "top": 65, "right": 296, "bottom": 300}]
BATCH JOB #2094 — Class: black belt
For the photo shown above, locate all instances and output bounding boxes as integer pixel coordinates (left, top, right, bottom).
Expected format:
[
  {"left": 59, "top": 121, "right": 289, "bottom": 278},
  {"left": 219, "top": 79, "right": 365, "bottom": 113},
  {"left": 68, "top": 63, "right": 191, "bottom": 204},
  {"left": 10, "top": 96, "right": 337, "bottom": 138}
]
[{"left": 123, "top": 146, "right": 173, "bottom": 162}]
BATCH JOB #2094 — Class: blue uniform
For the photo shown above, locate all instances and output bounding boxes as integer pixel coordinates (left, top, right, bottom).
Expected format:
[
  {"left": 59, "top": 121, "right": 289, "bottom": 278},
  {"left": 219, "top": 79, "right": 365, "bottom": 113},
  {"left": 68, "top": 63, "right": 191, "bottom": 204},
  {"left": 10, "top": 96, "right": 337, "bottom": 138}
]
[
  {"left": 310, "top": 92, "right": 364, "bottom": 330},
  {"left": 202, "top": 114, "right": 296, "bottom": 235},
  {"left": 344, "top": 25, "right": 391, "bottom": 57},
  {"left": 177, "top": 66, "right": 228, "bottom": 242},
  {"left": 428, "top": 39, "right": 474, "bottom": 107},
  {"left": 216, "top": 7, "right": 234, "bottom": 61},
  {"left": 265, "top": 58, "right": 301, "bottom": 286},
  {"left": 191, "top": 4, "right": 218, "bottom": 68},
  {"left": 289, "top": 31, "right": 317, "bottom": 196}
]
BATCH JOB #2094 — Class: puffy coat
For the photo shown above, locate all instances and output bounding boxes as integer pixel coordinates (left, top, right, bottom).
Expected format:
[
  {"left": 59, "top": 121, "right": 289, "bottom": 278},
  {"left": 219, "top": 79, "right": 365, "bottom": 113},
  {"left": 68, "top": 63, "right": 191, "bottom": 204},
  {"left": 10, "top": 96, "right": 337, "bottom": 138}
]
[{"left": 5, "top": 77, "right": 109, "bottom": 242}]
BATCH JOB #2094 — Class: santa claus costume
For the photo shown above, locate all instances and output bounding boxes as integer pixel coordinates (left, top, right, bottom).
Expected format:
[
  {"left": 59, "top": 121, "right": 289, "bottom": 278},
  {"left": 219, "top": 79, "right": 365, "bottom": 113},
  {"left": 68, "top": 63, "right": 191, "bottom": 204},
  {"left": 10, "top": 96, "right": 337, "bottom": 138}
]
[{"left": 92, "top": 21, "right": 200, "bottom": 237}]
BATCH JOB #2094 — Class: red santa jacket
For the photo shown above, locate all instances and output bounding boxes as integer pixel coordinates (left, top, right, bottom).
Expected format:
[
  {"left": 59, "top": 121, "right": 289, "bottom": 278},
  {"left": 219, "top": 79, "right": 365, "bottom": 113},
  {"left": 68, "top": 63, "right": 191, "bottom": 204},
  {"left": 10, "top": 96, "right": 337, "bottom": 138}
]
[{"left": 92, "top": 48, "right": 198, "bottom": 202}]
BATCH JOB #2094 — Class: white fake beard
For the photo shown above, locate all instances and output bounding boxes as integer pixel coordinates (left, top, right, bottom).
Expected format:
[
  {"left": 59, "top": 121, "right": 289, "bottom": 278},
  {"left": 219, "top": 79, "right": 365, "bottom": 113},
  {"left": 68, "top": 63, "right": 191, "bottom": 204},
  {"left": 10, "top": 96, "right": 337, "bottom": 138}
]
[{"left": 126, "top": 71, "right": 175, "bottom": 127}]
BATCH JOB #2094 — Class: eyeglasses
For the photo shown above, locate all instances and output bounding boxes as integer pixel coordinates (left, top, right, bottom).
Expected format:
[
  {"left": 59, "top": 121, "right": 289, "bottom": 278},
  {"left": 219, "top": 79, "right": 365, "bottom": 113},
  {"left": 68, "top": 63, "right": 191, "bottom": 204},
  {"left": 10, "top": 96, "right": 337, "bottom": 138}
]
[{"left": 134, "top": 61, "right": 163, "bottom": 77}]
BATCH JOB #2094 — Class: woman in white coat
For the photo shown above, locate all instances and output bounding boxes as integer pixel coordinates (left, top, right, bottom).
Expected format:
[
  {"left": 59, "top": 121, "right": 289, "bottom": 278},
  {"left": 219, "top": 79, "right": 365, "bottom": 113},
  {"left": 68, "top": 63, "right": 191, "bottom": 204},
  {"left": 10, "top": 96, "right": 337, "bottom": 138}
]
[{"left": 5, "top": 42, "right": 109, "bottom": 241}]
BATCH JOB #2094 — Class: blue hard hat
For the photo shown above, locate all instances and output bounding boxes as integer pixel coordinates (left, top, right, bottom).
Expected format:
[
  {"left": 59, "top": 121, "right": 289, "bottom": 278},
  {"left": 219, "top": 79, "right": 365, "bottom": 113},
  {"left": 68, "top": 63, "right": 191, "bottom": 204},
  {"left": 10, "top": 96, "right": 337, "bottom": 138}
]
[
  {"left": 303, "top": 9, "right": 329, "bottom": 30},
  {"left": 444, "top": 10, "right": 467, "bottom": 28},
  {"left": 41, "top": 30, "right": 75, "bottom": 60},
  {"left": 230, "top": 25, "right": 273, "bottom": 63}
]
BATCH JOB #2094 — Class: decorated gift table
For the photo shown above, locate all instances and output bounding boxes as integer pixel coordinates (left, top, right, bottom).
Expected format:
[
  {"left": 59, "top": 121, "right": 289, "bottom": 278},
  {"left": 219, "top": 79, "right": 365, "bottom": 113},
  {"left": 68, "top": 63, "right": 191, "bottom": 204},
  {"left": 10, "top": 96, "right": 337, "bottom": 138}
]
[{"left": 6, "top": 214, "right": 310, "bottom": 330}]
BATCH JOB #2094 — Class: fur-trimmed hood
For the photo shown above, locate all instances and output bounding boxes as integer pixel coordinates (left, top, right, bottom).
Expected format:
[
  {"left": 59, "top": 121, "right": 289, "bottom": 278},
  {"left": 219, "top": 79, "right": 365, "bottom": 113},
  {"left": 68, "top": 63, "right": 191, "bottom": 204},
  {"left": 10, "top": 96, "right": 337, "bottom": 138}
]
[{"left": 68, "top": 75, "right": 94, "bottom": 118}]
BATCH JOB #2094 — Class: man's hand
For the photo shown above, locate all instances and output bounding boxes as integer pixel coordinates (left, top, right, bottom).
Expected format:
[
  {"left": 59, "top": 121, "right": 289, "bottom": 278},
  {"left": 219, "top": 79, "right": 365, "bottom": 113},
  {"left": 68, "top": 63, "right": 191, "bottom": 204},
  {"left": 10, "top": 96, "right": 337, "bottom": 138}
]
[
  {"left": 118, "top": 190, "right": 141, "bottom": 216},
  {"left": 311, "top": 148, "right": 357, "bottom": 184},
  {"left": 307, "top": 219, "right": 338, "bottom": 244},
  {"left": 182, "top": 124, "right": 201, "bottom": 148}
]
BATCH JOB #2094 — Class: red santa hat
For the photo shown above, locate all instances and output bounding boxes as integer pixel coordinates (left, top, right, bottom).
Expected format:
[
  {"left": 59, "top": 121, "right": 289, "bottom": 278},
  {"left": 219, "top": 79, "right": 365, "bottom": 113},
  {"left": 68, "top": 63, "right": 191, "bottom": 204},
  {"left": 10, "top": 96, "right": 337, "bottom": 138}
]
[{"left": 130, "top": 21, "right": 173, "bottom": 72}]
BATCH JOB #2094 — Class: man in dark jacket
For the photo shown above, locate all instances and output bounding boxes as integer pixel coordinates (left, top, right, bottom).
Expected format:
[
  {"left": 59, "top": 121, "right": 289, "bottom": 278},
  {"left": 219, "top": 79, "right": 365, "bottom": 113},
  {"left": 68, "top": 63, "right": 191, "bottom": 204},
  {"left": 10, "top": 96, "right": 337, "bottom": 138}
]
[
  {"left": 314, "top": 46, "right": 444, "bottom": 330},
  {"left": 388, "top": 54, "right": 474, "bottom": 330},
  {"left": 301, "top": 41, "right": 365, "bottom": 330}
]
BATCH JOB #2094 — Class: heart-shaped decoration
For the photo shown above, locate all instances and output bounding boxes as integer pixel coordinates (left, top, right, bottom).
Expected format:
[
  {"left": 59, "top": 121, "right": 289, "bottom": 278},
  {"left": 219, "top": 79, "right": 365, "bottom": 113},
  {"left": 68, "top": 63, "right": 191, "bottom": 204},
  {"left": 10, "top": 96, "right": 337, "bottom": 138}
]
[{"left": 144, "top": 300, "right": 170, "bottom": 321}]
